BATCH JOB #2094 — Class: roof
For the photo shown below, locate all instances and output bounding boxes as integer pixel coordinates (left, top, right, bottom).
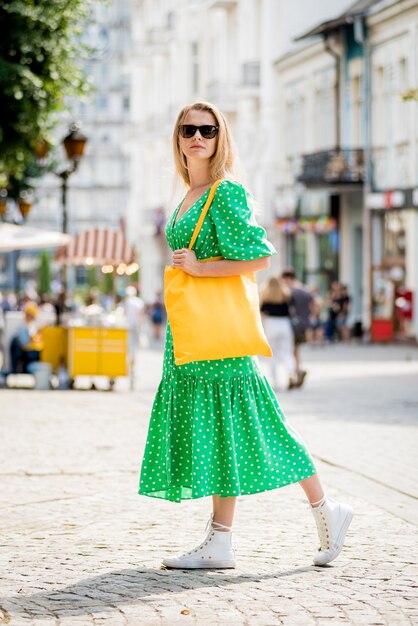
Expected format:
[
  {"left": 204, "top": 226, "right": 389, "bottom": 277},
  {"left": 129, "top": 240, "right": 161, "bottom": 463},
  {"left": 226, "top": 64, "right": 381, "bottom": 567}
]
[
  {"left": 295, "top": 0, "right": 383, "bottom": 40},
  {"left": 54, "top": 228, "right": 137, "bottom": 267}
]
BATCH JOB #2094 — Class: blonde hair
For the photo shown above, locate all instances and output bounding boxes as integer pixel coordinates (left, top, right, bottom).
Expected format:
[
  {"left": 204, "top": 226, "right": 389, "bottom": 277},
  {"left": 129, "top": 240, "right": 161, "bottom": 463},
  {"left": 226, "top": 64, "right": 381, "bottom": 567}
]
[
  {"left": 260, "top": 277, "right": 291, "bottom": 305},
  {"left": 24, "top": 302, "right": 39, "bottom": 318},
  {"left": 173, "top": 101, "right": 237, "bottom": 187}
]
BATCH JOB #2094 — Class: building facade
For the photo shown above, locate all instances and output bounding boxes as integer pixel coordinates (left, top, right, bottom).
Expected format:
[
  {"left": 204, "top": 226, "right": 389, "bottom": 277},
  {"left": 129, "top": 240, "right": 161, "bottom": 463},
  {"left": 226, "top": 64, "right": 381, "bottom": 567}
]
[
  {"left": 8, "top": 0, "right": 417, "bottom": 342},
  {"left": 366, "top": 0, "right": 418, "bottom": 341},
  {"left": 274, "top": 16, "right": 365, "bottom": 328},
  {"left": 129, "top": 0, "right": 353, "bottom": 300},
  {"left": 274, "top": 0, "right": 418, "bottom": 341}
]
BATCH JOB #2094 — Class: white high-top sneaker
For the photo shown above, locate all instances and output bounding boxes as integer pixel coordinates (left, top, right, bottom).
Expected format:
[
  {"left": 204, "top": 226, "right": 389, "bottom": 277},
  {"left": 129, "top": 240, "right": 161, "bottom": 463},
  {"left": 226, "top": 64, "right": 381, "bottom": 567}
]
[
  {"left": 162, "top": 516, "right": 236, "bottom": 569},
  {"left": 311, "top": 496, "right": 353, "bottom": 566}
]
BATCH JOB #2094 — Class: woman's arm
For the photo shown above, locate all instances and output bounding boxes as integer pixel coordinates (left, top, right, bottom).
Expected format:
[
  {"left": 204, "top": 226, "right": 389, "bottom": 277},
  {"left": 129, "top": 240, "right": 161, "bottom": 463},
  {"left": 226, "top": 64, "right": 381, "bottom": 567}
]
[{"left": 172, "top": 249, "right": 270, "bottom": 277}]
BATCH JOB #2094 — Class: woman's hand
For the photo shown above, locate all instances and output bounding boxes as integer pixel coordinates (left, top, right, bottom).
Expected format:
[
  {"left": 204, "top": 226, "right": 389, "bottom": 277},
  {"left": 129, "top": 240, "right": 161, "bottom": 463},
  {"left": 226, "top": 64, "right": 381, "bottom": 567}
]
[
  {"left": 172, "top": 249, "right": 201, "bottom": 276},
  {"left": 172, "top": 249, "right": 270, "bottom": 277}
]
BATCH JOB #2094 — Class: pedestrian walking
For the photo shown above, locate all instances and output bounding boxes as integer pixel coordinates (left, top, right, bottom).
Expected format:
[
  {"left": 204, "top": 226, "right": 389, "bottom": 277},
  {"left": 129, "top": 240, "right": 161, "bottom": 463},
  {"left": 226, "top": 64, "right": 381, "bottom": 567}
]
[
  {"left": 124, "top": 285, "right": 145, "bottom": 371},
  {"left": 336, "top": 284, "right": 352, "bottom": 343},
  {"left": 281, "top": 268, "right": 313, "bottom": 387},
  {"left": 306, "top": 287, "right": 325, "bottom": 347},
  {"left": 260, "top": 277, "right": 298, "bottom": 390},
  {"left": 138, "top": 101, "right": 353, "bottom": 569},
  {"left": 149, "top": 291, "right": 165, "bottom": 341},
  {"left": 324, "top": 281, "right": 342, "bottom": 343}
]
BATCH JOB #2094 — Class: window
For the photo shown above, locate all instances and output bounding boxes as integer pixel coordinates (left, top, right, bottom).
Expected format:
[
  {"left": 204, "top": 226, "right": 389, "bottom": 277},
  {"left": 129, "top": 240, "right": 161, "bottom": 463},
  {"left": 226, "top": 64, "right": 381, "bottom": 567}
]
[
  {"left": 96, "top": 94, "right": 108, "bottom": 111},
  {"left": 397, "top": 58, "right": 409, "bottom": 143}
]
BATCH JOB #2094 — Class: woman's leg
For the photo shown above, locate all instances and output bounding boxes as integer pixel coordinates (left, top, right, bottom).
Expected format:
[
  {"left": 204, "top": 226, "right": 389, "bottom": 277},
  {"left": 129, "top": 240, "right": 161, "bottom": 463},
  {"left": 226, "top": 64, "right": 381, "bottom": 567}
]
[
  {"left": 299, "top": 473, "right": 325, "bottom": 506},
  {"left": 212, "top": 495, "right": 237, "bottom": 528},
  {"left": 281, "top": 319, "right": 297, "bottom": 379},
  {"left": 264, "top": 318, "right": 279, "bottom": 385},
  {"left": 162, "top": 495, "right": 236, "bottom": 569},
  {"left": 300, "top": 472, "right": 353, "bottom": 566}
]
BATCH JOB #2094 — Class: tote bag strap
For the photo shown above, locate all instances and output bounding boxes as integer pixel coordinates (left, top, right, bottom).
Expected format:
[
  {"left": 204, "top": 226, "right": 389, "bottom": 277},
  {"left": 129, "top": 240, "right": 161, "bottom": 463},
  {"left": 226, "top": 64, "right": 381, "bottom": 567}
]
[{"left": 188, "top": 179, "right": 222, "bottom": 251}]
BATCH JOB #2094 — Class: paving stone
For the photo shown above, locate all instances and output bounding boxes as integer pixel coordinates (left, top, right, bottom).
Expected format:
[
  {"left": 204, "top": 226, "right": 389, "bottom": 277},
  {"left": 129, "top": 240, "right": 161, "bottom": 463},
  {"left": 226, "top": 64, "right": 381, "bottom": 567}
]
[{"left": 1, "top": 343, "right": 417, "bottom": 625}]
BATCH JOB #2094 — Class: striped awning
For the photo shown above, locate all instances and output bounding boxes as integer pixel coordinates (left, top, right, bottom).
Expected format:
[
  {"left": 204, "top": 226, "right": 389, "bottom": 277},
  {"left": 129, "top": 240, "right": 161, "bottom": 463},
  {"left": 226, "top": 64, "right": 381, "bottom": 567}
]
[{"left": 55, "top": 228, "right": 137, "bottom": 266}]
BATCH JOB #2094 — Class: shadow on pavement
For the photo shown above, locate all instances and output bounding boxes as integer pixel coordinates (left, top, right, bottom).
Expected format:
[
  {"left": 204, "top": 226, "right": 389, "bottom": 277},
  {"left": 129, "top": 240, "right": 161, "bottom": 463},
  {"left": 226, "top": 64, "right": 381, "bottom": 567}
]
[{"left": 0, "top": 565, "right": 317, "bottom": 618}]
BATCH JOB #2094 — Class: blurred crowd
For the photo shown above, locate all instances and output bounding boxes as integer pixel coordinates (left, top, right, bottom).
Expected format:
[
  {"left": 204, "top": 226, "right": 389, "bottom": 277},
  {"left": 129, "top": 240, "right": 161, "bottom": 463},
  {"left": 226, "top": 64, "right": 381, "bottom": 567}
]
[
  {"left": 0, "top": 285, "right": 166, "bottom": 376},
  {"left": 260, "top": 269, "right": 353, "bottom": 391},
  {"left": 1, "top": 274, "right": 353, "bottom": 390}
]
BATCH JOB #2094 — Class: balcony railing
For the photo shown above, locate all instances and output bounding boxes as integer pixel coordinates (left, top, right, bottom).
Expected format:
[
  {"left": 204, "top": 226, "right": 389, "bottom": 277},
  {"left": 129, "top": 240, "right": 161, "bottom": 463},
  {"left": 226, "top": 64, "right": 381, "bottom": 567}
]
[{"left": 298, "top": 149, "right": 365, "bottom": 185}]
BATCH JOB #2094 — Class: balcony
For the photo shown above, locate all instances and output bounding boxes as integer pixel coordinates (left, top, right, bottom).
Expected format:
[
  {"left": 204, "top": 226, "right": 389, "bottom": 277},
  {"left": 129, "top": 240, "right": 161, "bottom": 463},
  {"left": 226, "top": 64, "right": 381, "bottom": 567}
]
[{"left": 298, "top": 149, "right": 365, "bottom": 186}]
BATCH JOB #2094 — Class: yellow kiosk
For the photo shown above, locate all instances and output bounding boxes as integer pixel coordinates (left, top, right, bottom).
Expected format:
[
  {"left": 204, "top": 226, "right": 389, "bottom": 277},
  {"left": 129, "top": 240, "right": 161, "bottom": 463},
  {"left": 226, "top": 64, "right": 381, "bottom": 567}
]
[
  {"left": 41, "top": 325, "right": 128, "bottom": 387},
  {"left": 47, "top": 227, "right": 138, "bottom": 388}
]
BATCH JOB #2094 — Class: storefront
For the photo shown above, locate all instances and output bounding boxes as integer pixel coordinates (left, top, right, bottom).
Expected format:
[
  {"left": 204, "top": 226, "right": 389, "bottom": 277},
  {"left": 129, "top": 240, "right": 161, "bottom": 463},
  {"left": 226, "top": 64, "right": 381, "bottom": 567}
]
[
  {"left": 275, "top": 189, "right": 340, "bottom": 295},
  {"left": 367, "top": 189, "right": 418, "bottom": 342}
]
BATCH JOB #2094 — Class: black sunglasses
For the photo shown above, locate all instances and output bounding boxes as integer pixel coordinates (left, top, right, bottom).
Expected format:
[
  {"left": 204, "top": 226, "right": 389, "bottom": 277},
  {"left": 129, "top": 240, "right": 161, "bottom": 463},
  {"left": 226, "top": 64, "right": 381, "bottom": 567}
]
[{"left": 179, "top": 124, "right": 219, "bottom": 139}]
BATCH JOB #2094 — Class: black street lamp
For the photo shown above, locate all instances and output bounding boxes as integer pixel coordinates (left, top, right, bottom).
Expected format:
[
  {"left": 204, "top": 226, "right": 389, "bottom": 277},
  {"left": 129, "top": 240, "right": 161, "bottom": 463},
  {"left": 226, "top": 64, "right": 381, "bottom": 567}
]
[
  {"left": 58, "top": 123, "right": 88, "bottom": 235},
  {"left": 57, "top": 123, "right": 88, "bottom": 296}
]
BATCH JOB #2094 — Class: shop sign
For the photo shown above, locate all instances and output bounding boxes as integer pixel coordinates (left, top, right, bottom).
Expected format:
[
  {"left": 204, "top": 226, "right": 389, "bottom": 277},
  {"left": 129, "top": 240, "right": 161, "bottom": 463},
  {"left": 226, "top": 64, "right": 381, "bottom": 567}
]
[
  {"left": 366, "top": 191, "right": 405, "bottom": 210},
  {"left": 367, "top": 188, "right": 418, "bottom": 210},
  {"left": 275, "top": 216, "right": 337, "bottom": 234}
]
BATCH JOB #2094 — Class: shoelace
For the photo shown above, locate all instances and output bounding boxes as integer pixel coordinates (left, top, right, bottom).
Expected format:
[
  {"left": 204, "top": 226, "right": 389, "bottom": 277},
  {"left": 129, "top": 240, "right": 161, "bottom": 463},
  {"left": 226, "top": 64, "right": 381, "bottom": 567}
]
[
  {"left": 205, "top": 513, "right": 232, "bottom": 533},
  {"left": 316, "top": 513, "right": 330, "bottom": 551},
  {"left": 309, "top": 497, "right": 330, "bottom": 551},
  {"left": 180, "top": 514, "right": 232, "bottom": 557}
]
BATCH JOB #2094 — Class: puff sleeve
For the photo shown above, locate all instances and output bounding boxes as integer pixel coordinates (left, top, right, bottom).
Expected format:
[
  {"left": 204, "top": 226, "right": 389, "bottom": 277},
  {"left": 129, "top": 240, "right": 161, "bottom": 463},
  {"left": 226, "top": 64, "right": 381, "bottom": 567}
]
[{"left": 209, "top": 180, "right": 277, "bottom": 261}]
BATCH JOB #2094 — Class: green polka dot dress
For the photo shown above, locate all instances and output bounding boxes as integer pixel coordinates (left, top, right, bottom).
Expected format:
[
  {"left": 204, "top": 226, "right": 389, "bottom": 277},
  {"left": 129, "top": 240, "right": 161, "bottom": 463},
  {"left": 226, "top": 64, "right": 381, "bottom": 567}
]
[{"left": 138, "top": 180, "right": 316, "bottom": 502}]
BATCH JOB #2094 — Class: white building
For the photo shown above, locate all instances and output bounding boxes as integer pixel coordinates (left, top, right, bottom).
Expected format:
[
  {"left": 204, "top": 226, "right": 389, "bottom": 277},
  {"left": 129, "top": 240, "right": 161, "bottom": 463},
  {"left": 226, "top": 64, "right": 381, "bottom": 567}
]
[
  {"left": 129, "top": 0, "right": 355, "bottom": 300},
  {"left": 366, "top": 0, "right": 418, "bottom": 341},
  {"left": 24, "top": 0, "right": 418, "bottom": 340},
  {"left": 273, "top": 0, "right": 418, "bottom": 341},
  {"left": 274, "top": 2, "right": 365, "bottom": 327}
]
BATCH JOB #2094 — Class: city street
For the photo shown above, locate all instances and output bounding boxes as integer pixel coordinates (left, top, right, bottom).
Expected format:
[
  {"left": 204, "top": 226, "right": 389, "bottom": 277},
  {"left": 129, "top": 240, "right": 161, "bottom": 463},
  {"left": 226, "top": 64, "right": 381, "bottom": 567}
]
[{"left": 1, "top": 341, "right": 418, "bottom": 625}]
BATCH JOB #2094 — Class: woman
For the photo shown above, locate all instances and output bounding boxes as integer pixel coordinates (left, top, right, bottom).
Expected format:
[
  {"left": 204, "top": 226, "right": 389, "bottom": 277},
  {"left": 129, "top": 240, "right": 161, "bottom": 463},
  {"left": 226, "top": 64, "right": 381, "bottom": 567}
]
[
  {"left": 260, "top": 277, "right": 298, "bottom": 390},
  {"left": 10, "top": 302, "right": 44, "bottom": 374},
  {"left": 138, "top": 101, "right": 353, "bottom": 569},
  {"left": 306, "top": 288, "right": 325, "bottom": 347}
]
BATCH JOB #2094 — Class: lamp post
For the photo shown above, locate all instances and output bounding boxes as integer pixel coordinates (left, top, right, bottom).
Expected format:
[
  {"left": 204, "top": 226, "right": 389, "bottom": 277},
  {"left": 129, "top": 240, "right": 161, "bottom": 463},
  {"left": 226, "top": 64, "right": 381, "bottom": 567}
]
[
  {"left": 57, "top": 123, "right": 88, "bottom": 296},
  {"left": 59, "top": 123, "right": 88, "bottom": 235}
]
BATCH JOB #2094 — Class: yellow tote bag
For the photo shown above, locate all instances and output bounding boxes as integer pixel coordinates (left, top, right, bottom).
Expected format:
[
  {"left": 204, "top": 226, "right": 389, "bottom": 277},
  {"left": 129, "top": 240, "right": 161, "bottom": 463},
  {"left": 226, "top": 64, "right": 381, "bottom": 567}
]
[{"left": 164, "top": 180, "right": 272, "bottom": 366}]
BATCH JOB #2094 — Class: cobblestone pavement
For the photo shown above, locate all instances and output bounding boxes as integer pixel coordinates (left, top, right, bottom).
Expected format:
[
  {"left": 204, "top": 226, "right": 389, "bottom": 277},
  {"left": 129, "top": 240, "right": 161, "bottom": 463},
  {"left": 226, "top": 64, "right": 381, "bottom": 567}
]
[{"left": 1, "top": 342, "right": 417, "bottom": 625}]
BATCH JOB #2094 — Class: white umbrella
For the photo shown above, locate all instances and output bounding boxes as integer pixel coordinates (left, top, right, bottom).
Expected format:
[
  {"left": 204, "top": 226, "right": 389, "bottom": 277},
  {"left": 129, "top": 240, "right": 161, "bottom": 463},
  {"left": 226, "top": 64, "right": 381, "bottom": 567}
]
[{"left": 0, "top": 224, "right": 71, "bottom": 252}]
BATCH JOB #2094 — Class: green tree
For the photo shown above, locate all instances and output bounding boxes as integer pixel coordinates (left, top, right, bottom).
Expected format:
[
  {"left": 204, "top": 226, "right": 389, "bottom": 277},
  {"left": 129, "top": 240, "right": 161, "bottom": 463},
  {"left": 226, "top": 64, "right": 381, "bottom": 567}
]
[
  {"left": 38, "top": 250, "right": 51, "bottom": 295},
  {"left": 87, "top": 265, "right": 98, "bottom": 288},
  {"left": 0, "top": 0, "right": 93, "bottom": 193},
  {"left": 101, "top": 271, "right": 114, "bottom": 295}
]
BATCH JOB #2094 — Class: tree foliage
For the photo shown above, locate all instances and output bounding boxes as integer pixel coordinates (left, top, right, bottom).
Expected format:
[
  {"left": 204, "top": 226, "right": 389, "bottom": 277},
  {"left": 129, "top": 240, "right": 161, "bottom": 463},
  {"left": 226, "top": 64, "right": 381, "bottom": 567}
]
[
  {"left": 0, "top": 0, "right": 93, "bottom": 190},
  {"left": 101, "top": 271, "right": 114, "bottom": 295},
  {"left": 87, "top": 265, "right": 98, "bottom": 288}
]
